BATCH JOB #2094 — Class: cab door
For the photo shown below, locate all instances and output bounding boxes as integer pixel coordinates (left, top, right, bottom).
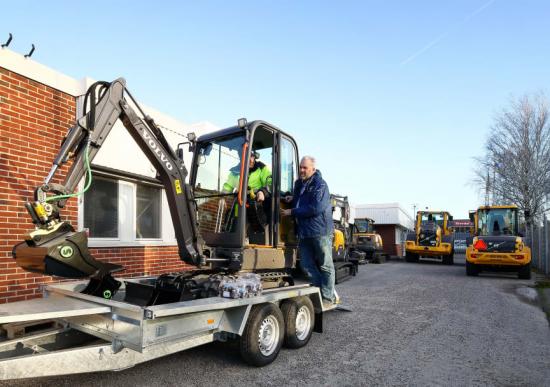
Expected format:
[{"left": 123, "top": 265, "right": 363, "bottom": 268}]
[{"left": 277, "top": 134, "right": 299, "bottom": 248}]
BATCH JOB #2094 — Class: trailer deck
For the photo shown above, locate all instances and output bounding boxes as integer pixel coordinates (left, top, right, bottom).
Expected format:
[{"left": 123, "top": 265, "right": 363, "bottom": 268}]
[{"left": 0, "top": 277, "right": 326, "bottom": 379}]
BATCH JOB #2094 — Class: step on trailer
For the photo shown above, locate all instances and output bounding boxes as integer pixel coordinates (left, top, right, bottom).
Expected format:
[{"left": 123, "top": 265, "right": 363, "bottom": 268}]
[{"left": 0, "top": 279, "right": 332, "bottom": 380}]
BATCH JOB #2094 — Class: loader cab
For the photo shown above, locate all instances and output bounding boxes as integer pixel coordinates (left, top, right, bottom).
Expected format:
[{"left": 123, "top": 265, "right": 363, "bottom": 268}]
[
  {"left": 475, "top": 206, "right": 519, "bottom": 237},
  {"left": 417, "top": 211, "right": 453, "bottom": 236},
  {"left": 190, "top": 120, "right": 299, "bottom": 269}
]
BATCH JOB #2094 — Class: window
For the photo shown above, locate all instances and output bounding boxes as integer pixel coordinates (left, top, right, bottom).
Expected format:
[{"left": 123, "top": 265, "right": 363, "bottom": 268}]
[
  {"left": 280, "top": 137, "right": 296, "bottom": 194},
  {"left": 84, "top": 176, "right": 118, "bottom": 238},
  {"left": 194, "top": 134, "right": 245, "bottom": 237},
  {"left": 81, "top": 172, "right": 173, "bottom": 246},
  {"left": 136, "top": 184, "right": 161, "bottom": 239}
]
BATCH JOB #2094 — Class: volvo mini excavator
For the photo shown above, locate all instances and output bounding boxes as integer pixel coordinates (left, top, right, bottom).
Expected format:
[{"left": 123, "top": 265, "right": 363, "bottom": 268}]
[
  {"left": 330, "top": 194, "right": 359, "bottom": 283},
  {"left": 405, "top": 210, "right": 455, "bottom": 265},
  {"left": 11, "top": 78, "right": 311, "bottom": 305}
]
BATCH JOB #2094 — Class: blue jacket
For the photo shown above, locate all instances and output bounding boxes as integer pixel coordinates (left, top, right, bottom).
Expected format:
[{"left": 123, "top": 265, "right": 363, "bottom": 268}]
[{"left": 291, "top": 170, "right": 334, "bottom": 238}]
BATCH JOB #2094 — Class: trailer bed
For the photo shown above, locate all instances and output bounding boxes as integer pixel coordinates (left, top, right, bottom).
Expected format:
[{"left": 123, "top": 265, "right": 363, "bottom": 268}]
[{"left": 0, "top": 278, "right": 324, "bottom": 380}]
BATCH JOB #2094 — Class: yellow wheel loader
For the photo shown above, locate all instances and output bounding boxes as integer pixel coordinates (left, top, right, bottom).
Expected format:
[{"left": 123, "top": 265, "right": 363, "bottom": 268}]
[
  {"left": 465, "top": 205, "right": 531, "bottom": 279},
  {"left": 405, "top": 211, "right": 455, "bottom": 265},
  {"left": 350, "top": 218, "right": 385, "bottom": 263}
]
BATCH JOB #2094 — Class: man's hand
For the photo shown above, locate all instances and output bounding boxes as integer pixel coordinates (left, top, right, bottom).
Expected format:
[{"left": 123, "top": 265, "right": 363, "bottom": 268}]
[
  {"left": 282, "top": 195, "right": 293, "bottom": 204},
  {"left": 257, "top": 191, "right": 265, "bottom": 203},
  {"left": 281, "top": 208, "right": 292, "bottom": 216}
]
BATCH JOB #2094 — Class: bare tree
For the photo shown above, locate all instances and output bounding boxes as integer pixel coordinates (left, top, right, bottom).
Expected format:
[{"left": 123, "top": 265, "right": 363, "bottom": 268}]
[{"left": 474, "top": 93, "right": 550, "bottom": 224}]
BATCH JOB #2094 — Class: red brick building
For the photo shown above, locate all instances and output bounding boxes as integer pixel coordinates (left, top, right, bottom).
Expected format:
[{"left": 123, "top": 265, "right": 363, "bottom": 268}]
[
  {"left": 0, "top": 49, "right": 215, "bottom": 303},
  {"left": 353, "top": 203, "right": 414, "bottom": 257}
]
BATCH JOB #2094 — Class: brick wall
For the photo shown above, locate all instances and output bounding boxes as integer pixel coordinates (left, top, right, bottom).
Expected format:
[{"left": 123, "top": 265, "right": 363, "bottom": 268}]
[
  {"left": 375, "top": 225, "right": 398, "bottom": 256},
  {"left": 0, "top": 67, "right": 189, "bottom": 303}
]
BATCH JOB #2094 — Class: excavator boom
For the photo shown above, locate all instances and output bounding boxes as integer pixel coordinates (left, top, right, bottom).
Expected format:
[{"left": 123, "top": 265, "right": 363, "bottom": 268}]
[{"left": 13, "top": 79, "right": 204, "bottom": 292}]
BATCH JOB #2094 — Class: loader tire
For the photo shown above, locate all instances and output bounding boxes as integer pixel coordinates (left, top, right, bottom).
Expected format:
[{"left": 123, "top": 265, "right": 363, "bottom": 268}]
[
  {"left": 240, "top": 303, "right": 284, "bottom": 367},
  {"left": 466, "top": 261, "right": 478, "bottom": 276},
  {"left": 518, "top": 263, "right": 531, "bottom": 280},
  {"left": 442, "top": 252, "right": 454, "bottom": 265},
  {"left": 405, "top": 252, "right": 418, "bottom": 263},
  {"left": 281, "top": 296, "right": 314, "bottom": 349}
]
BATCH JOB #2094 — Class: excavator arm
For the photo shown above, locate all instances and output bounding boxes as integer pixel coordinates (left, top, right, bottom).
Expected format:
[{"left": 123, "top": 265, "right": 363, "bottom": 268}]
[{"left": 13, "top": 78, "right": 205, "bottom": 297}]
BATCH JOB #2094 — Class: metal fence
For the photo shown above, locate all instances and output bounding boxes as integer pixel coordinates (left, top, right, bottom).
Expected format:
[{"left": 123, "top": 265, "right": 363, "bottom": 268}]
[
  {"left": 453, "top": 232, "right": 470, "bottom": 254},
  {"left": 528, "top": 218, "right": 550, "bottom": 276}
]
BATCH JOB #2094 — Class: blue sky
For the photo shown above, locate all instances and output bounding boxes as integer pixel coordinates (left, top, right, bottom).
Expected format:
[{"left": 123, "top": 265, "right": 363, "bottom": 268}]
[{"left": 3, "top": 1, "right": 549, "bottom": 219}]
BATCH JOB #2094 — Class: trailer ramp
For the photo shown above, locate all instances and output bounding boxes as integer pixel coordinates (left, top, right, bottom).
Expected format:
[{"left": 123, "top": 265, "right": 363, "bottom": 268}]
[{"left": 0, "top": 294, "right": 111, "bottom": 324}]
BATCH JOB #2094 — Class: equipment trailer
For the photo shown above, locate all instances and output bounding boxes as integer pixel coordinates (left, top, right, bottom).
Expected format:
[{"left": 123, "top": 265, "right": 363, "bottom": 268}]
[{"left": 0, "top": 279, "right": 330, "bottom": 379}]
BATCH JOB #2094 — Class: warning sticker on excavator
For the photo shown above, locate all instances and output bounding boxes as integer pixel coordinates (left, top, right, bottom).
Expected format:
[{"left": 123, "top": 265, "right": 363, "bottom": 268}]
[{"left": 175, "top": 179, "right": 182, "bottom": 194}]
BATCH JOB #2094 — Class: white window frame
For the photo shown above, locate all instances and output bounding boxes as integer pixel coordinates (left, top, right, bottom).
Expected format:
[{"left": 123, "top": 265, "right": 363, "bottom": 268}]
[{"left": 78, "top": 176, "right": 177, "bottom": 248}]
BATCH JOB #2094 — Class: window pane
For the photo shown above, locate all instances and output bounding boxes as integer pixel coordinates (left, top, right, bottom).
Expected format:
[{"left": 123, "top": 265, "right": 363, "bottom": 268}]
[
  {"left": 280, "top": 138, "right": 296, "bottom": 194},
  {"left": 84, "top": 176, "right": 118, "bottom": 238},
  {"left": 136, "top": 184, "right": 161, "bottom": 239}
]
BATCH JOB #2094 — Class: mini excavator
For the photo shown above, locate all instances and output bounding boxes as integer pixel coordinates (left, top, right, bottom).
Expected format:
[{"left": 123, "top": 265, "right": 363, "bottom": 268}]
[{"left": 12, "top": 78, "right": 307, "bottom": 305}]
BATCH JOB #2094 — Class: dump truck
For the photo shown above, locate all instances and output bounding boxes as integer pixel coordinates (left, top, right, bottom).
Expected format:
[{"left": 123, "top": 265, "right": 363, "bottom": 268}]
[
  {"left": 0, "top": 78, "right": 339, "bottom": 379},
  {"left": 405, "top": 210, "right": 455, "bottom": 265},
  {"left": 465, "top": 205, "right": 531, "bottom": 279}
]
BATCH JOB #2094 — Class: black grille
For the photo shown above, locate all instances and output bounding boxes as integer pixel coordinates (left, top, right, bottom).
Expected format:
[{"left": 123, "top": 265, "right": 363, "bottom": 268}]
[{"left": 480, "top": 236, "right": 517, "bottom": 253}]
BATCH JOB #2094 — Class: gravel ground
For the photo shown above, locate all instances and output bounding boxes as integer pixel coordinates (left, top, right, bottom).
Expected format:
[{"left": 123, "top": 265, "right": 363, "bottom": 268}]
[{"left": 3, "top": 255, "right": 550, "bottom": 386}]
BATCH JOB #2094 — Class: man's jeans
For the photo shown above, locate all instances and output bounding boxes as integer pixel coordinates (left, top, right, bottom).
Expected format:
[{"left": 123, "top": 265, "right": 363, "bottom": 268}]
[{"left": 299, "top": 235, "right": 336, "bottom": 302}]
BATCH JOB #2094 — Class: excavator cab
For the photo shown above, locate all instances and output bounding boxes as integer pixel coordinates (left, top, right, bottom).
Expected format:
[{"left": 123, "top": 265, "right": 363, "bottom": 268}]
[{"left": 191, "top": 120, "right": 300, "bottom": 272}]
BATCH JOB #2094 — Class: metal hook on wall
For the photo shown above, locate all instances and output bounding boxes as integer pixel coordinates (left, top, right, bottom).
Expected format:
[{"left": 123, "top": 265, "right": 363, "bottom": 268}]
[
  {"left": 1, "top": 33, "right": 13, "bottom": 48},
  {"left": 24, "top": 44, "right": 35, "bottom": 58}
]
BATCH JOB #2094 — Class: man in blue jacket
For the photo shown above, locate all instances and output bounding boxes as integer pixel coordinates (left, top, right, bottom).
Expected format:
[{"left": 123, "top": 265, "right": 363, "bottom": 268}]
[{"left": 282, "top": 156, "right": 337, "bottom": 306}]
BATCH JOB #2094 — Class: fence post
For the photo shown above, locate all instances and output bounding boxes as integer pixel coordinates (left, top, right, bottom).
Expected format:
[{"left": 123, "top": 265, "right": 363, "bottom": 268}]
[
  {"left": 538, "top": 225, "right": 543, "bottom": 271},
  {"left": 546, "top": 218, "right": 550, "bottom": 275}
]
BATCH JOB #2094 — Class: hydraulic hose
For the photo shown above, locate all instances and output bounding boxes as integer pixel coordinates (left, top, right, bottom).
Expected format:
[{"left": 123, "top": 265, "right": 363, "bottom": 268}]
[{"left": 45, "top": 139, "right": 93, "bottom": 202}]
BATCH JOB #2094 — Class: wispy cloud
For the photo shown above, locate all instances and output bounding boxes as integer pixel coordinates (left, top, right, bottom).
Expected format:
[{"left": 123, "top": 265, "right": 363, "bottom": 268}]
[{"left": 400, "top": 0, "right": 497, "bottom": 65}]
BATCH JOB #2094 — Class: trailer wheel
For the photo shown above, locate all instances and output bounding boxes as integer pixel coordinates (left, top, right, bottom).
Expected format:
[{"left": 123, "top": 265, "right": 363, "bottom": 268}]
[
  {"left": 466, "top": 261, "right": 478, "bottom": 276},
  {"left": 518, "top": 263, "right": 531, "bottom": 279},
  {"left": 240, "top": 303, "right": 284, "bottom": 366},
  {"left": 281, "top": 297, "right": 314, "bottom": 349}
]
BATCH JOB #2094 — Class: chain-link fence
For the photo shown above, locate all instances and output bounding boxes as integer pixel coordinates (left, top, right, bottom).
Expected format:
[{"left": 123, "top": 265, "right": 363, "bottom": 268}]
[{"left": 528, "top": 217, "right": 550, "bottom": 276}]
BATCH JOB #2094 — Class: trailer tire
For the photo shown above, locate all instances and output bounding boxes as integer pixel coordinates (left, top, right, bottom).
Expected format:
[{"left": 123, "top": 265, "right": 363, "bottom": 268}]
[
  {"left": 518, "top": 263, "right": 531, "bottom": 279},
  {"left": 240, "top": 303, "right": 284, "bottom": 367},
  {"left": 281, "top": 297, "right": 314, "bottom": 349}
]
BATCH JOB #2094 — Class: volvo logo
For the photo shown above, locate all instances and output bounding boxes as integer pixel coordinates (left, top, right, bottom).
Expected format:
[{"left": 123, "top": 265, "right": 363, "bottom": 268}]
[{"left": 142, "top": 130, "right": 174, "bottom": 171}]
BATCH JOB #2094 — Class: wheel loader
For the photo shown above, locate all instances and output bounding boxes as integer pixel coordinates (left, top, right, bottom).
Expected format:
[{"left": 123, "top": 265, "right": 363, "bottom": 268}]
[
  {"left": 405, "top": 210, "right": 455, "bottom": 265},
  {"left": 350, "top": 217, "right": 385, "bottom": 263},
  {"left": 465, "top": 205, "right": 531, "bottom": 279}
]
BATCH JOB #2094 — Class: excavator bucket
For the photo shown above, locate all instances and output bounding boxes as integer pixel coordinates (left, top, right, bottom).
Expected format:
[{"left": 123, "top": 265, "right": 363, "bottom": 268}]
[{"left": 13, "top": 229, "right": 123, "bottom": 278}]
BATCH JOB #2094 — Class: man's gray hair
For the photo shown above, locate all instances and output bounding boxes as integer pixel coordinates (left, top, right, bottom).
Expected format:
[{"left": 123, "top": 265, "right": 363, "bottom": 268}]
[{"left": 301, "top": 155, "right": 316, "bottom": 168}]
